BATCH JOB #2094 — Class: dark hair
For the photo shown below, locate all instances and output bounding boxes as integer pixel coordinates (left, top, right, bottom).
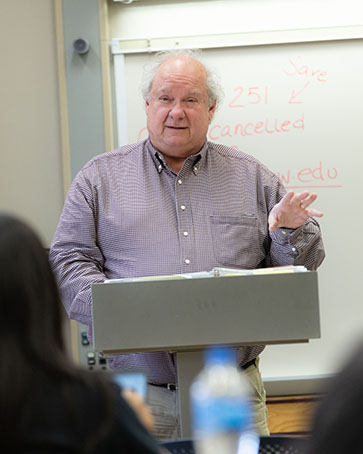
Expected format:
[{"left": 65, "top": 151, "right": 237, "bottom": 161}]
[
  {"left": 0, "top": 214, "right": 112, "bottom": 450},
  {"left": 307, "top": 339, "right": 363, "bottom": 454}
]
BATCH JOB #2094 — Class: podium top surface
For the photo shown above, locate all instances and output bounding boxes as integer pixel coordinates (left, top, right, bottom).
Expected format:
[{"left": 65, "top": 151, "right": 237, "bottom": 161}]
[{"left": 92, "top": 271, "right": 320, "bottom": 354}]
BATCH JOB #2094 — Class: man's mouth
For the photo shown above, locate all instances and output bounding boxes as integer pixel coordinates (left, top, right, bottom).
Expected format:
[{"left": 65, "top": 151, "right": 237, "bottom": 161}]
[{"left": 166, "top": 126, "right": 187, "bottom": 130}]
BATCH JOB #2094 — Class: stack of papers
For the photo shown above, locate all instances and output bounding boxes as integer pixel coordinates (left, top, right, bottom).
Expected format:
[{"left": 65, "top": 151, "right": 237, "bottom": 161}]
[
  {"left": 212, "top": 265, "right": 307, "bottom": 277},
  {"left": 103, "top": 265, "right": 307, "bottom": 284}
]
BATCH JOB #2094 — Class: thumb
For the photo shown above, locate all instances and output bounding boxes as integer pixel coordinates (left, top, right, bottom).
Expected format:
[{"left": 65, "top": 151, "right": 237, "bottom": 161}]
[{"left": 268, "top": 210, "right": 278, "bottom": 232}]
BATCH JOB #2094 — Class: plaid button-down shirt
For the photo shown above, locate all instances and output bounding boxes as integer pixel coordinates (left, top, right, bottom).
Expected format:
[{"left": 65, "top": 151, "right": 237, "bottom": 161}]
[{"left": 50, "top": 139, "right": 325, "bottom": 383}]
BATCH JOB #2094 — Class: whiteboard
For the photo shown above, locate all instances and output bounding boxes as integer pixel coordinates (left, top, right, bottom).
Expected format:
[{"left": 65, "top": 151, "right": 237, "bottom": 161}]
[{"left": 113, "top": 39, "right": 363, "bottom": 384}]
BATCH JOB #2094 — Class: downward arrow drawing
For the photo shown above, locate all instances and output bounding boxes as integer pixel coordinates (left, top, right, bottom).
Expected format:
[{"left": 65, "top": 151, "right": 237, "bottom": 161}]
[{"left": 289, "top": 81, "right": 310, "bottom": 104}]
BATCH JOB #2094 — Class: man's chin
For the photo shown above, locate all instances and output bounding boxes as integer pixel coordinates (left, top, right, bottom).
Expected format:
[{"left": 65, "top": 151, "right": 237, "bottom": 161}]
[{"left": 157, "top": 142, "right": 193, "bottom": 155}]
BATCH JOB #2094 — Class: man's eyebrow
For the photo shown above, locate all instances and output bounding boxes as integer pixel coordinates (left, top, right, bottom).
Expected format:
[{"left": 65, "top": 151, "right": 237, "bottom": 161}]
[
  {"left": 153, "top": 87, "right": 205, "bottom": 99},
  {"left": 185, "top": 90, "right": 203, "bottom": 97},
  {"left": 154, "top": 86, "right": 171, "bottom": 94}
]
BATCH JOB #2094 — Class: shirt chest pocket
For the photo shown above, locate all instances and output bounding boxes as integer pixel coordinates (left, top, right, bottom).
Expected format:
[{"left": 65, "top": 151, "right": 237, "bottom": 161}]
[{"left": 210, "top": 215, "right": 265, "bottom": 268}]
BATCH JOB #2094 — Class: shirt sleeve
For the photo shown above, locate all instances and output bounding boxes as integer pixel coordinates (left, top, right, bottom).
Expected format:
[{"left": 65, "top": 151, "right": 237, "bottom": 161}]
[
  {"left": 49, "top": 164, "right": 105, "bottom": 326},
  {"left": 269, "top": 220, "right": 325, "bottom": 270},
  {"left": 265, "top": 174, "right": 325, "bottom": 270}
]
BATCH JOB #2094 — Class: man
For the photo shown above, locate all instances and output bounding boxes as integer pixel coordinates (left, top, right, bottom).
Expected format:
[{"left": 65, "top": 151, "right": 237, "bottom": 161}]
[{"left": 50, "top": 49, "right": 325, "bottom": 440}]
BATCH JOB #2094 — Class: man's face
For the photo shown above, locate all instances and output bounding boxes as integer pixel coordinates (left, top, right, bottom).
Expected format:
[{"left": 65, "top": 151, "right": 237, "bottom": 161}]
[{"left": 145, "top": 57, "right": 216, "bottom": 170}]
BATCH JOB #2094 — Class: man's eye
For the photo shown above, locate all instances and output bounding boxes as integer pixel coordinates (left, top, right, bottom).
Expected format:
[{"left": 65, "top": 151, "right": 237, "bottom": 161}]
[
  {"left": 186, "top": 98, "right": 197, "bottom": 103},
  {"left": 160, "top": 97, "right": 170, "bottom": 102}
]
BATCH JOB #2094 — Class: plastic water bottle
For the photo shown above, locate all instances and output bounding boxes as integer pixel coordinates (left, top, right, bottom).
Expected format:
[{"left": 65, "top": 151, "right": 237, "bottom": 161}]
[{"left": 190, "top": 346, "right": 259, "bottom": 454}]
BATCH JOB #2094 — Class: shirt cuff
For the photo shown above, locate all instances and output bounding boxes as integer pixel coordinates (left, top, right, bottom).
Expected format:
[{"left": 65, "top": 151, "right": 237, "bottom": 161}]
[{"left": 270, "top": 227, "right": 296, "bottom": 244}]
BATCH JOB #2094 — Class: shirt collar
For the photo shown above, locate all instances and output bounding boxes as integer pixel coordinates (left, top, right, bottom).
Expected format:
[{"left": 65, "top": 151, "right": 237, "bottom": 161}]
[{"left": 146, "top": 138, "right": 208, "bottom": 175}]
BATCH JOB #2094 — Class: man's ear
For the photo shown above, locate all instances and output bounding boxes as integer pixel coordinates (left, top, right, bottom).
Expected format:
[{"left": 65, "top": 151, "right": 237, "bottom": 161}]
[{"left": 208, "top": 101, "right": 217, "bottom": 122}]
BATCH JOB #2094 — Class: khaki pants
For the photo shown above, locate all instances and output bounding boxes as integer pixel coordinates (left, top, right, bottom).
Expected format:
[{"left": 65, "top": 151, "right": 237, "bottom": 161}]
[
  {"left": 243, "top": 357, "right": 269, "bottom": 436},
  {"left": 148, "top": 356, "right": 269, "bottom": 440},
  {"left": 147, "top": 384, "right": 180, "bottom": 441}
]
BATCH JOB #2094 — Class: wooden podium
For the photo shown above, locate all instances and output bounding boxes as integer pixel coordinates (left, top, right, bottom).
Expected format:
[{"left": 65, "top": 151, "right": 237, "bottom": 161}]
[{"left": 92, "top": 271, "right": 320, "bottom": 437}]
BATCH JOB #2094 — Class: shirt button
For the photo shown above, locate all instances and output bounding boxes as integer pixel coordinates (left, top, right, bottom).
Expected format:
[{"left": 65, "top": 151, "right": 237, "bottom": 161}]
[
  {"left": 183, "top": 231, "right": 188, "bottom": 236},
  {"left": 178, "top": 179, "right": 182, "bottom": 185},
  {"left": 180, "top": 205, "right": 186, "bottom": 210},
  {"left": 185, "top": 259, "right": 190, "bottom": 264},
  {"left": 292, "top": 247, "right": 296, "bottom": 252}
]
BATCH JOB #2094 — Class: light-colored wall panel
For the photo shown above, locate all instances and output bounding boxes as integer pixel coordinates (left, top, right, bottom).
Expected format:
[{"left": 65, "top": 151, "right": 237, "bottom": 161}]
[
  {"left": 62, "top": 0, "right": 106, "bottom": 177},
  {"left": 0, "top": 0, "right": 64, "bottom": 246}
]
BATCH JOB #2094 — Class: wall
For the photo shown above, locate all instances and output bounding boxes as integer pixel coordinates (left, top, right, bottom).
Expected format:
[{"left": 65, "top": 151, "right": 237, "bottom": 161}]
[
  {"left": 0, "top": 0, "right": 64, "bottom": 246},
  {"left": 0, "top": 0, "right": 75, "bottom": 357},
  {"left": 61, "top": 0, "right": 108, "bottom": 178}
]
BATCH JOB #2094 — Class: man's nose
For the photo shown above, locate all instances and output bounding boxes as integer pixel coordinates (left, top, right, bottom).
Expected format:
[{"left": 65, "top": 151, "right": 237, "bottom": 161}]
[{"left": 169, "top": 101, "right": 186, "bottom": 119}]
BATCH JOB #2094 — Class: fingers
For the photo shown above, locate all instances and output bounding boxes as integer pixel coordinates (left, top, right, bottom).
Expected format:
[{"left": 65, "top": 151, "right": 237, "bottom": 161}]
[
  {"left": 298, "top": 193, "right": 318, "bottom": 210},
  {"left": 290, "top": 191, "right": 309, "bottom": 208},
  {"left": 307, "top": 208, "right": 324, "bottom": 218},
  {"left": 294, "top": 191, "right": 310, "bottom": 203},
  {"left": 269, "top": 190, "right": 323, "bottom": 231},
  {"left": 280, "top": 191, "right": 313, "bottom": 210},
  {"left": 122, "top": 389, "right": 155, "bottom": 431},
  {"left": 278, "top": 191, "right": 294, "bottom": 208},
  {"left": 291, "top": 192, "right": 321, "bottom": 213}
]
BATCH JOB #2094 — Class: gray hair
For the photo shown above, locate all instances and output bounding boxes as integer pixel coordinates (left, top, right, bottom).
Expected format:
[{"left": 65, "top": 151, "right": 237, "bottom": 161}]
[{"left": 140, "top": 49, "right": 224, "bottom": 110}]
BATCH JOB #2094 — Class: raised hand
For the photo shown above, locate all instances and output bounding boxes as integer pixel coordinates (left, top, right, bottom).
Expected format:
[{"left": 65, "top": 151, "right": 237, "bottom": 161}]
[{"left": 268, "top": 191, "right": 323, "bottom": 232}]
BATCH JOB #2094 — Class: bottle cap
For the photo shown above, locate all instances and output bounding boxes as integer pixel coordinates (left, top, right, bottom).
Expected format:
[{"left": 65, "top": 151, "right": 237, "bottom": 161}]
[{"left": 204, "top": 346, "right": 236, "bottom": 366}]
